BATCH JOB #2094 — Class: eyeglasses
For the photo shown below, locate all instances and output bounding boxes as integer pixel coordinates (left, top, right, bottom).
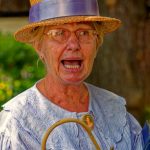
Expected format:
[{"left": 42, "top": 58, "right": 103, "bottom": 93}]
[{"left": 44, "top": 28, "right": 98, "bottom": 43}]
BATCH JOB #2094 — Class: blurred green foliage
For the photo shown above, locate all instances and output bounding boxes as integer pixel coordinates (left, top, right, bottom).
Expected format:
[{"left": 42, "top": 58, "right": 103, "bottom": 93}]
[{"left": 0, "top": 32, "right": 45, "bottom": 109}]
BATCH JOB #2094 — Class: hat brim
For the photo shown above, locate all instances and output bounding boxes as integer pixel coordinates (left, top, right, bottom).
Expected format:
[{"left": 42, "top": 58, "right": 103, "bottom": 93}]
[{"left": 14, "top": 16, "right": 121, "bottom": 43}]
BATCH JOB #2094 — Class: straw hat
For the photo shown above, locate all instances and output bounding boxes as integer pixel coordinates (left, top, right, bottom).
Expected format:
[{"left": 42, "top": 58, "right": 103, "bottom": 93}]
[{"left": 14, "top": 0, "right": 121, "bottom": 43}]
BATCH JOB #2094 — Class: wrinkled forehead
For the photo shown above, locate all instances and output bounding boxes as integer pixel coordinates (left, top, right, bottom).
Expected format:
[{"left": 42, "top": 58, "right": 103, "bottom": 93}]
[{"left": 45, "top": 22, "right": 95, "bottom": 30}]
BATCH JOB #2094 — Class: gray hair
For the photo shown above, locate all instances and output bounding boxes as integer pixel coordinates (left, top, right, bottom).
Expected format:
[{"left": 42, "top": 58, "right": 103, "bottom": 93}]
[
  {"left": 29, "top": 26, "right": 45, "bottom": 44},
  {"left": 93, "top": 22, "right": 104, "bottom": 48}
]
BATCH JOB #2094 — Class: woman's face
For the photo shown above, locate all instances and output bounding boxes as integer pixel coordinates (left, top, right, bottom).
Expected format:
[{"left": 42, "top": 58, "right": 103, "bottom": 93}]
[{"left": 37, "top": 23, "right": 98, "bottom": 85}]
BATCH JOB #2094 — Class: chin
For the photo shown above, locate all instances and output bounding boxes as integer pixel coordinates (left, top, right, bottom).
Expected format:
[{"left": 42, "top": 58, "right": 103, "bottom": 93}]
[
  {"left": 61, "top": 77, "right": 85, "bottom": 85},
  {"left": 59, "top": 73, "right": 90, "bottom": 85}
]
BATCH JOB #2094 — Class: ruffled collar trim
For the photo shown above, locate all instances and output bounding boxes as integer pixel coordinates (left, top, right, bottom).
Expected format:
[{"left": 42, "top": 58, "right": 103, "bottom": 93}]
[{"left": 86, "top": 83, "right": 127, "bottom": 143}]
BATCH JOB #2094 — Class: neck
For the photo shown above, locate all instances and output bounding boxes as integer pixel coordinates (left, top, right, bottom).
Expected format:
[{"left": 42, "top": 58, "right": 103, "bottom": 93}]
[{"left": 37, "top": 75, "right": 89, "bottom": 112}]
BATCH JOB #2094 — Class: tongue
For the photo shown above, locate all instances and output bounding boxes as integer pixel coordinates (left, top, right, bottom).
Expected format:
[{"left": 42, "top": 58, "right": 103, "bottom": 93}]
[{"left": 63, "top": 60, "right": 80, "bottom": 65}]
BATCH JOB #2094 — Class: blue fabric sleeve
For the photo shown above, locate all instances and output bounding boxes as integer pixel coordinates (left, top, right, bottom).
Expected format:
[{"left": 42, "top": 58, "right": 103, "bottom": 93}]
[
  {"left": 127, "top": 113, "right": 144, "bottom": 150},
  {"left": 142, "top": 121, "right": 150, "bottom": 150}
]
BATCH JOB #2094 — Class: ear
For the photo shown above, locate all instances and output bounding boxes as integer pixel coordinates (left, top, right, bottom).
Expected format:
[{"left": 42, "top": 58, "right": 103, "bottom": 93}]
[
  {"left": 32, "top": 40, "right": 46, "bottom": 64},
  {"left": 32, "top": 40, "right": 43, "bottom": 56}
]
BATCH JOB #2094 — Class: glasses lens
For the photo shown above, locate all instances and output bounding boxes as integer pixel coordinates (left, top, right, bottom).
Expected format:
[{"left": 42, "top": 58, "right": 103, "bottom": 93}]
[
  {"left": 47, "top": 29, "right": 69, "bottom": 42},
  {"left": 77, "top": 30, "right": 97, "bottom": 42}
]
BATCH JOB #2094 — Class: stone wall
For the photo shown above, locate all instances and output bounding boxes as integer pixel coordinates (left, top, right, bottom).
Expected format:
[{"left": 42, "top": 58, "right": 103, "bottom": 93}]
[{"left": 87, "top": 0, "right": 150, "bottom": 123}]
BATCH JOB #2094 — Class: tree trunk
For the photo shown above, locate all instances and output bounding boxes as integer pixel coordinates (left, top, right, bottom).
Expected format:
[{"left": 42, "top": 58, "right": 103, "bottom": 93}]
[{"left": 87, "top": 0, "right": 150, "bottom": 123}]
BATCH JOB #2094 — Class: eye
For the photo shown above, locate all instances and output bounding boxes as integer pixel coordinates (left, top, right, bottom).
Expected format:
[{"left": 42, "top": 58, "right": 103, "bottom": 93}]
[
  {"left": 46, "top": 29, "right": 69, "bottom": 42},
  {"left": 47, "top": 29, "right": 65, "bottom": 37},
  {"left": 79, "top": 30, "right": 90, "bottom": 36},
  {"left": 55, "top": 30, "right": 65, "bottom": 36},
  {"left": 53, "top": 29, "right": 65, "bottom": 37}
]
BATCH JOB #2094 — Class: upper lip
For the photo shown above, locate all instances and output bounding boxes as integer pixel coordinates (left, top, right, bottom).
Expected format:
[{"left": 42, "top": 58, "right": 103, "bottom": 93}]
[{"left": 61, "top": 57, "right": 83, "bottom": 61}]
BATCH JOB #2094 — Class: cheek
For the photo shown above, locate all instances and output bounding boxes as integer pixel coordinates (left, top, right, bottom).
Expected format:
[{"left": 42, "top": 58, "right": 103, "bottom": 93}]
[
  {"left": 39, "top": 42, "right": 54, "bottom": 70},
  {"left": 44, "top": 50, "right": 58, "bottom": 70},
  {"left": 85, "top": 43, "right": 97, "bottom": 63},
  {"left": 42, "top": 43, "right": 64, "bottom": 72},
  {"left": 83, "top": 44, "right": 97, "bottom": 74}
]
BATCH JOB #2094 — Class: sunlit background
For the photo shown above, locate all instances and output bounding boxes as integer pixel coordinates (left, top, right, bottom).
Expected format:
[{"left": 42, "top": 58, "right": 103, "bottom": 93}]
[{"left": 0, "top": 0, "right": 150, "bottom": 125}]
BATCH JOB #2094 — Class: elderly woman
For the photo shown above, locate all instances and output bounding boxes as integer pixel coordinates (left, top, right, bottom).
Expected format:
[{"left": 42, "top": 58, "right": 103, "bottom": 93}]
[{"left": 0, "top": 0, "right": 143, "bottom": 149}]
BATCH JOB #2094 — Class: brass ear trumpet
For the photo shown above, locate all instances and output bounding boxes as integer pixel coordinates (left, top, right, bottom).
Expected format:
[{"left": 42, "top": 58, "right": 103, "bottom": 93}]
[{"left": 41, "top": 118, "right": 101, "bottom": 150}]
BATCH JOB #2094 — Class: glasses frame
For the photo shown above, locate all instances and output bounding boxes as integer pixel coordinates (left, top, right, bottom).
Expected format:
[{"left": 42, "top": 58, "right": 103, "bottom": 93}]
[{"left": 44, "top": 28, "right": 98, "bottom": 44}]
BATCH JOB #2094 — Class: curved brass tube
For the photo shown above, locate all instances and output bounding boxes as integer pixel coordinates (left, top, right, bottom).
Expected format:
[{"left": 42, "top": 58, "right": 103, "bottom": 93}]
[{"left": 41, "top": 118, "right": 101, "bottom": 150}]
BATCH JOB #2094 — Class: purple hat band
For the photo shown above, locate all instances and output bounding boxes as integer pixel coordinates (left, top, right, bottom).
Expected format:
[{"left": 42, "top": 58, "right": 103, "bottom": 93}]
[{"left": 29, "top": 0, "right": 100, "bottom": 23}]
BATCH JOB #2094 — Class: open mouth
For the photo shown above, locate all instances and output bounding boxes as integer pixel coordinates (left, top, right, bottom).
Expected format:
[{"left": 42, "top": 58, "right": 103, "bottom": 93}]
[{"left": 61, "top": 60, "right": 83, "bottom": 69}]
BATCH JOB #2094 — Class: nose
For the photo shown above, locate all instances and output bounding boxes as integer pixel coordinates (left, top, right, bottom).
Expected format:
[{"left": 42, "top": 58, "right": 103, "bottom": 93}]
[{"left": 66, "top": 32, "right": 81, "bottom": 51}]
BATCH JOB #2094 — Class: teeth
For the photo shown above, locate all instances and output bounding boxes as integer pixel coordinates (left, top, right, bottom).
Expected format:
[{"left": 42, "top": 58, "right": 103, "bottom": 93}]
[{"left": 64, "top": 64, "right": 80, "bottom": 69}]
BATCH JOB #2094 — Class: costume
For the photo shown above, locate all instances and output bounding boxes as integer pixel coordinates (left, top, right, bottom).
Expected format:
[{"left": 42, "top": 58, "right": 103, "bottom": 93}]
[{"left": 0, "top": 83, "right": 143, "bottom": 149}]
